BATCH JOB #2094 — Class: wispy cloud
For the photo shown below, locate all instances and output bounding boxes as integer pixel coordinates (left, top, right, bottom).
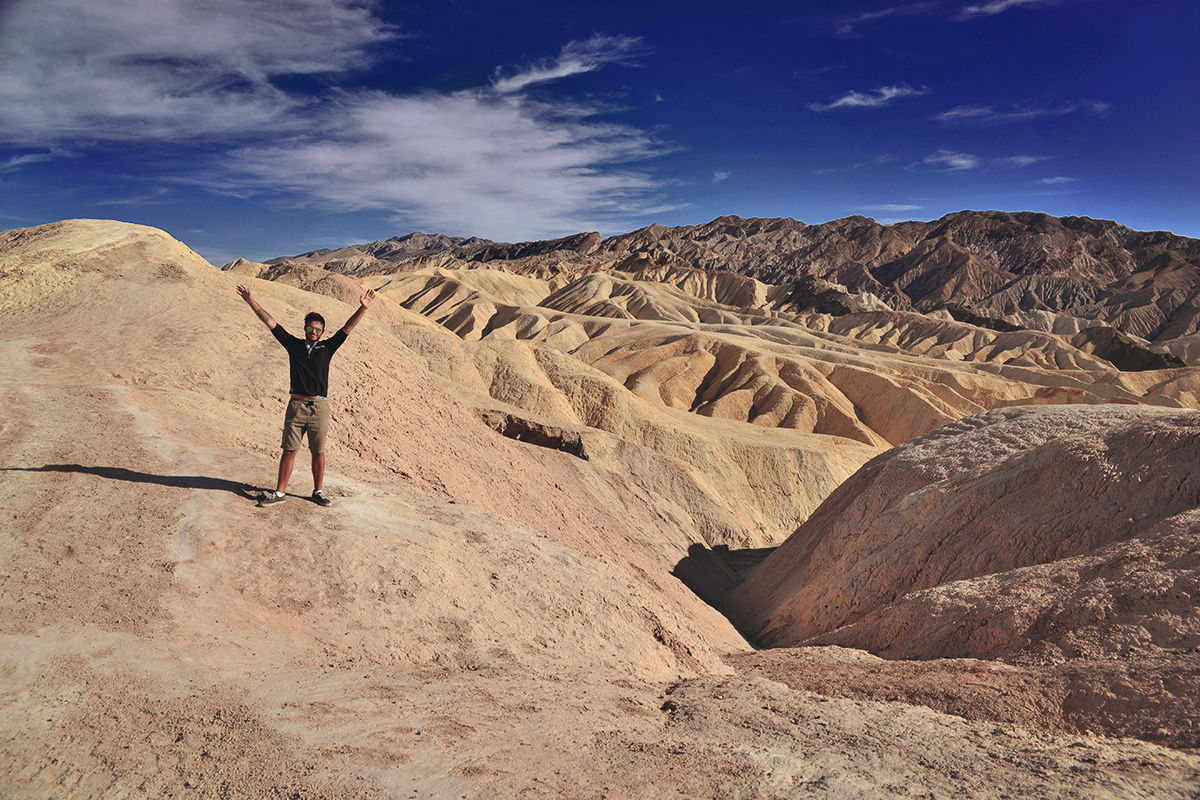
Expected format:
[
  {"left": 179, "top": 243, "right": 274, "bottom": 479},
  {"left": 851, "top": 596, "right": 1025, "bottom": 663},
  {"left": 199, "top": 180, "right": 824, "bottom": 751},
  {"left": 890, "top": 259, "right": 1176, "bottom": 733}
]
[
  {"left": 907, "top": 149, "right": 1048, "bottom": 172},
  {"left": 213, "top": 78, "right": 676, "bottom": 240},
  {"left": 854, "top": 204, "right": 925, "bottom": 212},
  {"left": 90, "top": 187, "right": 175, "bottom": 206},
  {"left": 834, "top": 4, "right": 940, "bottom": 36},
  {"left": 1038, "top": 176, "right": 1077, "bottom": 185},
  {"left": 833, "top": 1, "right": 1063, "bottom": 32},
  {"left": 994, "top": 155, "right": 1050, "bottom": 169},
  {"left": 0, "top": 153, "right": 54, "bottom": 173},
  {"left": 809, "top": 84, "right": 931, "bottom": 111},
  {"left": 0, "top": 0, "right": 395, "bottom": 144},
  {"left": 492, "top": 34, "right": 645, "bottom": 94},
  {"left": 934, "top": 99, "right": 1110, "bottom": 125},
  {"left": 814, "top": 155, "right": 896, "bottom": 176},
  {"left": 912, "top": 150, "right": 982, "bottom": 171},
  {"left": 712, "top": 171, "right": 731, "bottom": 183},
  {"left": 953, "top": 0, "right": 1060, "bottom": 21}
]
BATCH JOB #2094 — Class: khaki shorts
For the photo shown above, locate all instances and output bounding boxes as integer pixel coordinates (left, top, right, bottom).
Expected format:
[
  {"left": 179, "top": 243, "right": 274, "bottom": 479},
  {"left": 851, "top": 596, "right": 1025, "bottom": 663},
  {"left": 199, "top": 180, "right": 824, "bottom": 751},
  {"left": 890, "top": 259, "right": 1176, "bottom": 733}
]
[{"left": 282, "top": 398, "right": 331, "bottom": 453}]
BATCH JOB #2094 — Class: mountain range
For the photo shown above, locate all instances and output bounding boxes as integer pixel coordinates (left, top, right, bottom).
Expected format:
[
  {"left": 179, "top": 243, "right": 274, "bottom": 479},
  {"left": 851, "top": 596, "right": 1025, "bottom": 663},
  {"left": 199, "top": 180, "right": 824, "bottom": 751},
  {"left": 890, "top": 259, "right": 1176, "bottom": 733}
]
[{"left": 266, "top": 210, "right": 1200, "bottom": 347}]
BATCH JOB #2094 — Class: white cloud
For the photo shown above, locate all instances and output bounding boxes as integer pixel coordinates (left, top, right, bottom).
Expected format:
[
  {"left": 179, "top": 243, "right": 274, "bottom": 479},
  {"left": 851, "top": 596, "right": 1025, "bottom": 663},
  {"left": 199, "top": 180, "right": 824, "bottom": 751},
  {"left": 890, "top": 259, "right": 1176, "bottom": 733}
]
[
  {"left": 835, "top": 1, "right": 1060, "bottom": 32},
  {"left": 908, "top": 149, "right": 1049, "bottom": 172},
  {"left": 954, "top": 0, "right": 1059, "bottom": 20},
  {"left": 855, "top": 204, "right": 925, "bottom": 212},
  {"left": 994, "top": 155, "right": 1050, "bottom": 169},
  {"left": 492, "top": 34, "right": 645, "bottom": 95},
  {"left": 212, "top": 87, "right": 675, "bottom": 240},
  {"left": 1038, "top": 176, "right": 1077, "bottom": 185},
  {"left": 815, "top": 155, "right": 897, "bottom": 175},
  {"left": 808, "top": 84, "right": 931, "bottom": 111},
  {"left": 713, "top": 171, "right": 731, "bottom": 183},
  {"left": 933, "top": 105, "right": 998, "bottom": 123},
  {"left": 835, "top": 4, "right": 940, "bottom": 35},
  {"left": 913, "top": 149, "right": 982, "bottom": 171},
  {"left": 934, "top": 99, "right": 1110, "bottom": 125},
  {"left": 90, "top": 187, "right": 175, "bottom": 206},
  {"left": 0, "top": 0, "right": 395, "bottom": 144}
]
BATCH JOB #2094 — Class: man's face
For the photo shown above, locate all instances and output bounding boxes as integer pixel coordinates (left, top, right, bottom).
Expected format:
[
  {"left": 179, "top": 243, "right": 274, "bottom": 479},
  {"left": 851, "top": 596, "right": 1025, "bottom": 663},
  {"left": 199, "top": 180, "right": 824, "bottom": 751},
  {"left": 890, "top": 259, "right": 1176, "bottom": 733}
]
[{"left": 304, "top": 321, "right": 324, "bottom": 342}]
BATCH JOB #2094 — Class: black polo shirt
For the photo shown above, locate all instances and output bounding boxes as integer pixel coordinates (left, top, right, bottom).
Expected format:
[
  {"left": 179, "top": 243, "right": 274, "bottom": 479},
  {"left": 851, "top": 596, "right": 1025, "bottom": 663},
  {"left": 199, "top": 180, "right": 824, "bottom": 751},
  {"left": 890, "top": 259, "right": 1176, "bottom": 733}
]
[{"left": 271, "top": 325, "right": 348, "bottom": 397}]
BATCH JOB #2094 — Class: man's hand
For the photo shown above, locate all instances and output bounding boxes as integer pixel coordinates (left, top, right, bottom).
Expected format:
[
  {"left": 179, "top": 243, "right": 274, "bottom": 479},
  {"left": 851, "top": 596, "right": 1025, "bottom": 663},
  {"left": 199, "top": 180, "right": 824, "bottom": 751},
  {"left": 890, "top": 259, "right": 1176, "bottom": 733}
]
[
  {"left": 237, "top": 283, "right": 276, "bottom": 329},
  {"left": 343, "top": 287, "right": 376, "bottom": 334}
]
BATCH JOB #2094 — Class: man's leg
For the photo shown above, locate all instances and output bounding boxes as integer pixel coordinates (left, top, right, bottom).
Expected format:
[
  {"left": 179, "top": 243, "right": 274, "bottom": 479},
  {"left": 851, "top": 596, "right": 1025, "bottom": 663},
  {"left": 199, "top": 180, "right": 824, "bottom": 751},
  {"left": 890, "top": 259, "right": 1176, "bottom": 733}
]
[
  {"left": 309, "top": 399, "right": 332, "bottom": 504},
  {"left": 311, "top": 451, "right": 325, "bottom": 492},
  {"left": 276, "top": 449, "right": 299, "bottom": 494},
  {"left": 270, "top": 399, "right": 306, "bottom": 500}
]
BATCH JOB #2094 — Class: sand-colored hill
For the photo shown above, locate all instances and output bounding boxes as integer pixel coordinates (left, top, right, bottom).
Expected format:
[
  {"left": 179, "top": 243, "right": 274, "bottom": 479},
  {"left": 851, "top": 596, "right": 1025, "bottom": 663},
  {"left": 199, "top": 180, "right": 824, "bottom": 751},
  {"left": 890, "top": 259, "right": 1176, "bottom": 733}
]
[
  {"left": 366, "top": 264, "right": 1200, "bottom": 437},
  {"left": 727, "top": 405, "right": 1200, "bottom": 747},
  {"left": 250, "top": 260, "right": 879, "bottom": 548},
  {"left": 3, "top": 220, "right": 1199, "bottom": 797},
  {"left": 1, "top": 219, "right": 752, "bottom": 673},
  {"left": 729, "top": 404, "right": 1200, "bottom": 645}
]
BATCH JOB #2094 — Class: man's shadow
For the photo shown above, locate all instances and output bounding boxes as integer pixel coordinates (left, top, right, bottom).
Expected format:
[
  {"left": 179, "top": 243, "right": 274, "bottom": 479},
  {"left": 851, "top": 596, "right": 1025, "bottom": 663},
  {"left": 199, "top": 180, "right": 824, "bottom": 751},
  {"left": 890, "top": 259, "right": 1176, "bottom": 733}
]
[{"left": 1, "top": 464, "right": 258, "bottom": 497}]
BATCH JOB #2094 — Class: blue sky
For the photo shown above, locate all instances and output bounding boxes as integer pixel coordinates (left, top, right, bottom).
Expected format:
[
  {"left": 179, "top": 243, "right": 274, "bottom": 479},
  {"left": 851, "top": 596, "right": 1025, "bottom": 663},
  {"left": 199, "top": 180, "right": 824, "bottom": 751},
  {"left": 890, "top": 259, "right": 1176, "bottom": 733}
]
[{"left": 1, "top": 0, "right": 1197, "bottom": 265}]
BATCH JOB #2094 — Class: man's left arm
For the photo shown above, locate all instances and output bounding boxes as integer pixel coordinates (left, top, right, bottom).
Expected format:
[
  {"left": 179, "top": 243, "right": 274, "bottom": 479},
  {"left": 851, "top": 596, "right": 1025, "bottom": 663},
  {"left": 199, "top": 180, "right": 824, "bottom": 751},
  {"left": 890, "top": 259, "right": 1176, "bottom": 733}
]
[{"left": 340, "top": 288, "right": 376, "bottom": 334}]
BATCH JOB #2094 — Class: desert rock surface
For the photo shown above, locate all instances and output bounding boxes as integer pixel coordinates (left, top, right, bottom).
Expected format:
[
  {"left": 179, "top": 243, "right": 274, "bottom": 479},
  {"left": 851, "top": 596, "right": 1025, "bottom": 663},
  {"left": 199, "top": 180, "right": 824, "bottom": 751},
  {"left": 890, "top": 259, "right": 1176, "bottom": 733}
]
[{"left": 2, "top": 219, "right": 1199, "bottom": 798}]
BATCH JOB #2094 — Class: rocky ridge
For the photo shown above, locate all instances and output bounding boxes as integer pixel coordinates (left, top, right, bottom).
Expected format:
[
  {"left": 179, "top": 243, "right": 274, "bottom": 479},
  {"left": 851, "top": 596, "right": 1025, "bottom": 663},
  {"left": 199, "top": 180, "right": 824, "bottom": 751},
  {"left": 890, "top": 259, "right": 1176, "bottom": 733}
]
[{"left": 270, "top": 210, "right": 1200, "bottom": 348}]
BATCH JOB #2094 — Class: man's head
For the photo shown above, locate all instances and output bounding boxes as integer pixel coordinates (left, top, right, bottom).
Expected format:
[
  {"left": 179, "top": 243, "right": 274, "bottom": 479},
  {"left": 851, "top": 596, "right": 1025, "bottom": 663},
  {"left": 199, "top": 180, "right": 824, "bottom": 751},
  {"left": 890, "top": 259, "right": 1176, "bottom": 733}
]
[{"left": 303, "top": 311, "right": 326, "bottom": 342}]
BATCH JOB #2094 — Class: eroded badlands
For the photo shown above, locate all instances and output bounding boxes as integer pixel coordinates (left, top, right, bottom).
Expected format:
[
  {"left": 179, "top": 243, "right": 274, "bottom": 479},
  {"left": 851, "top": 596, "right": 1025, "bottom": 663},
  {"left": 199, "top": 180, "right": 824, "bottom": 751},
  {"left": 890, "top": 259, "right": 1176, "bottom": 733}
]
[{"left": 2, "top": 219, "right": 1198, "bottom": 798}]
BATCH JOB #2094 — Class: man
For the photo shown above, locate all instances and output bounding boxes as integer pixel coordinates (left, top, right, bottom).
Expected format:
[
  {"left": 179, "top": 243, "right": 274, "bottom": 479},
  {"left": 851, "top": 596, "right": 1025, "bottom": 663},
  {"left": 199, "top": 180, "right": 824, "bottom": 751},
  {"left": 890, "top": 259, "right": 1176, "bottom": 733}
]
[{"left": 236, "top": 282, "right": 375, "bottom": 507}]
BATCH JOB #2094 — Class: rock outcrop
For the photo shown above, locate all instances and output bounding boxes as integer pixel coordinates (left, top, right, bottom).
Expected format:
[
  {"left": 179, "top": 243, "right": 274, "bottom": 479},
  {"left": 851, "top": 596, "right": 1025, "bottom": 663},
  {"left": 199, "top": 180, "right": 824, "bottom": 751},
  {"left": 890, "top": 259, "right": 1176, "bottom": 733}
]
[
  {"left": 728, "top": 405, "right": 1200, "bottom": 649},
  {"left": 726, "top": 405, "right": 1200, "bottom": 745}
]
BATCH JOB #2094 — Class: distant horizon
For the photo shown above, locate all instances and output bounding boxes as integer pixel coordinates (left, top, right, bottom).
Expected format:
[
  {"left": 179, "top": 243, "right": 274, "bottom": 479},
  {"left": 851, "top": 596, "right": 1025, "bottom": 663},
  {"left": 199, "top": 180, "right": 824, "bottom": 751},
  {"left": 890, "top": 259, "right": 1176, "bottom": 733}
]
[
  {"left": 266, "top": 206, "right": 1197, "bottom": 253},
  {"left": 11, "top": 207, "right": 1190, "bottom": 268}
]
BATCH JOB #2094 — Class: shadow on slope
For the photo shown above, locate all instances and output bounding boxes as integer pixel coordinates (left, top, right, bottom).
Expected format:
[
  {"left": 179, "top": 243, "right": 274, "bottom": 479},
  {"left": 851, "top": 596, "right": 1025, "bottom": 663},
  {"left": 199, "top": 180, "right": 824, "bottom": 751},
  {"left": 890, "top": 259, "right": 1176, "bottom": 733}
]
[{"left": 2, "top": 464, "right": 250, "bottom": 495}]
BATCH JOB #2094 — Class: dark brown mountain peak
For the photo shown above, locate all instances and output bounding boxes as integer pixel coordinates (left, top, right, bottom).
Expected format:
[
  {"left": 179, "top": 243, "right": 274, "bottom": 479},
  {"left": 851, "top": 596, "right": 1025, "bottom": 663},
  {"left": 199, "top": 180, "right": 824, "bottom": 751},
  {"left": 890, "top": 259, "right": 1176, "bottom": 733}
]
[{"left": 466, "top": 231, "right": 603, "bottom": 261}]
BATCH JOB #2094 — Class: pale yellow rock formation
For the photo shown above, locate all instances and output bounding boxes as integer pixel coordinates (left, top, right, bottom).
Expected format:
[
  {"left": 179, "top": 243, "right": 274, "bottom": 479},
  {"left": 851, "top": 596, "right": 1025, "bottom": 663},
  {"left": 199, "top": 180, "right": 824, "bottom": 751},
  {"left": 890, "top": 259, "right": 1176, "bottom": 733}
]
[
  {"left": 358, "top": 268, "right": 890, "bottom": 545},
  {"left": 371, "top": 265, "right": 1200, "bottom": 428},
  {"left": 1155, "top": 331, "right": 1200, "bottom": 365},
  {"left": 727, "top": 405, "right": 1200, "bottom": 655},
  {"left": 349, "top": 263, "right": 1200, "bottom": 547},
  {"left": 820, "top": 311, "right": 1117, "bottom": 369}
]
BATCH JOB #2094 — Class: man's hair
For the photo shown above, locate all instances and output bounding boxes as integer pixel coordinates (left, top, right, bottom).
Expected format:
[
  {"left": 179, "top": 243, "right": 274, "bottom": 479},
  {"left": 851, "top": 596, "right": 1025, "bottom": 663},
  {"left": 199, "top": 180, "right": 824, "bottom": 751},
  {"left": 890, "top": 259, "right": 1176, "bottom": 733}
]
[{"left": 304, "top": 311, "right": 326, "bottom": 328}]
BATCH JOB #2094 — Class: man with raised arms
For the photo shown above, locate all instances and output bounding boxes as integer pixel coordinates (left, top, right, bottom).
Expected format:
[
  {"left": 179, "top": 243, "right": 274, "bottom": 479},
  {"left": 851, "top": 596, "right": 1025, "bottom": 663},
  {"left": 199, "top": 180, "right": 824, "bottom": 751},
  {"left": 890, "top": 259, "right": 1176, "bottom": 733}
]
[{"left": 236, "top": 283, "right": 375, "bottom": 507}]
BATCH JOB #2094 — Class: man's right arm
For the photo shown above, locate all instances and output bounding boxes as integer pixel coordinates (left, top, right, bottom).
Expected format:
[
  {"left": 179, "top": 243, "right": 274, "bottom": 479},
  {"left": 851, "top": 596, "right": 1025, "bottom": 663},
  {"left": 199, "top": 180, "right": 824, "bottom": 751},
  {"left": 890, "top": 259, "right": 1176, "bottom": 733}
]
[{"left": 236, "top": 284, "right": 277, "bottom": 330}]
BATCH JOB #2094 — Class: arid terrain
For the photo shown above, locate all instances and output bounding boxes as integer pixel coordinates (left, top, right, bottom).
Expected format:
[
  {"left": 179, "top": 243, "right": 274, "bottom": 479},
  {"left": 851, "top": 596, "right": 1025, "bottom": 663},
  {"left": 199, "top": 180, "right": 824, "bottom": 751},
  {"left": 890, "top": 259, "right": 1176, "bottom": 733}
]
[{"left": 2, "top": 216, "right": 1198, "bottom": 798}]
